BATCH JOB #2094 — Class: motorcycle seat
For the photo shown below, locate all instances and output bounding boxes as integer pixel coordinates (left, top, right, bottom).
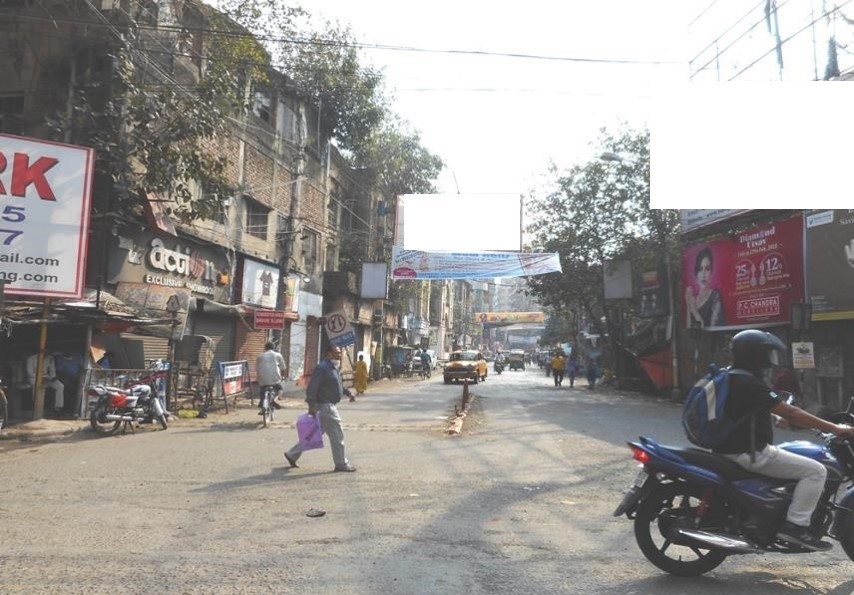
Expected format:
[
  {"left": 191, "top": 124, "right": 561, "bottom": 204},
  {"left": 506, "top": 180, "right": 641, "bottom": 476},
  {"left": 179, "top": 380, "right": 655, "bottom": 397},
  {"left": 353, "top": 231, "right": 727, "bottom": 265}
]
[{"left": 663, "top": 445, "right": 760, "bottom": 481}]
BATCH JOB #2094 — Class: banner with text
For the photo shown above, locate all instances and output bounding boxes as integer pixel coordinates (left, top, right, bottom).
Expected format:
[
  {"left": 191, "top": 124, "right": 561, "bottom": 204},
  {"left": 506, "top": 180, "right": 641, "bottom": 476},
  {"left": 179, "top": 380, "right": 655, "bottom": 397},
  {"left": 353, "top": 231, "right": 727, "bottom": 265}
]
[{"left": 391, "top": 247, "right": 561, "bottom": 280}]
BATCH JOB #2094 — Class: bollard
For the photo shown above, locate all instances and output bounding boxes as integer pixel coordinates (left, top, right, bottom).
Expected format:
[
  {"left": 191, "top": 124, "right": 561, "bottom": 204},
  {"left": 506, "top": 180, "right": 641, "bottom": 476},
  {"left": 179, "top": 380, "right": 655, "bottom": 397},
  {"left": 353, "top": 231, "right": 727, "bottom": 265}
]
[{"left": 461, "top": 378, "right": 469, "bottom": 408}]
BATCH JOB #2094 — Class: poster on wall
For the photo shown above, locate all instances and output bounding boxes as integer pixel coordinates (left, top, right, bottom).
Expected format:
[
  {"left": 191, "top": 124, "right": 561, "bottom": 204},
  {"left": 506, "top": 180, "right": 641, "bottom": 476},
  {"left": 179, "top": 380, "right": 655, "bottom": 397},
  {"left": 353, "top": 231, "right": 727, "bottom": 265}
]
[
  {"left": 805, "top": 210, "right": 854, "bottom": 319},
  {"left": 241, "top": 258, "right": 279, "bottom": 308},
  {"left": 681, "top": 215, "right": 804, "bottom": 330}
]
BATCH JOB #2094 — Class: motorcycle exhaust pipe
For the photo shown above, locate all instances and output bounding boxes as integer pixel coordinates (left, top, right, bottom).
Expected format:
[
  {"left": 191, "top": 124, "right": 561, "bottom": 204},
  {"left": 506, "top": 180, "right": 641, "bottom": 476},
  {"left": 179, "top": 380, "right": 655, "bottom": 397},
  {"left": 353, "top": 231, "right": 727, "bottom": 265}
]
[
  {"left": 103, "top": 414, "right": 134, "bottom": 422},
  {"left": 675, "top": 529, "right": 762, "bottom": 553}
]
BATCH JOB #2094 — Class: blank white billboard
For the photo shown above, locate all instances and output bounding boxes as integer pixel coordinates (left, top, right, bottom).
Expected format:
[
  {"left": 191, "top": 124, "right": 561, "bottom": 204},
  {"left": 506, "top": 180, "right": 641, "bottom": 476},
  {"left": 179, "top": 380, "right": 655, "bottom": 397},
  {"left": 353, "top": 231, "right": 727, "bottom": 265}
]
[{"left": 395, "top": 194, "right": 522, "bottom": 251}]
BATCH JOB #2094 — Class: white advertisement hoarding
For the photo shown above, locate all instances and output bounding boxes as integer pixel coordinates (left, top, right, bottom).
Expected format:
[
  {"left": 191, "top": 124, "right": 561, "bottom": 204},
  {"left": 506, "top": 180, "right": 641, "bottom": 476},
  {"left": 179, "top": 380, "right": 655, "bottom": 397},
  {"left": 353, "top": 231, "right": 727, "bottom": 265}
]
[
  {"left": 0, "top": 134, "right": 94, "bottom": 298},
  {"left": 395, "top": 194, "right": 522, "bottom": 251}
]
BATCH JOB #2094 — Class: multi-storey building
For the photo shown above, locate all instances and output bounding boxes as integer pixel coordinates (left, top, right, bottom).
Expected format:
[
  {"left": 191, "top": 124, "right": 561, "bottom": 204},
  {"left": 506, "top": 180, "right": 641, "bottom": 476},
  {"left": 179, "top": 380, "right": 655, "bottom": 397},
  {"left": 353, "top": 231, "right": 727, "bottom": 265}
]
[{"left": 0, "top": 0, "right": 393, "bottom": 420}]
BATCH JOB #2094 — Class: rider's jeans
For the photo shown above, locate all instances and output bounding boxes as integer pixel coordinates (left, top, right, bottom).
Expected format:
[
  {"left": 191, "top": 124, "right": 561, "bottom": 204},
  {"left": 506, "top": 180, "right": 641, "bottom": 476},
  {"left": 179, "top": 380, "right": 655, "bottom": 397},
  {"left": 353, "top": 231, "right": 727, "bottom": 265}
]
[{"left": 722, "top": 445, "right": 827, "bottom": 526}]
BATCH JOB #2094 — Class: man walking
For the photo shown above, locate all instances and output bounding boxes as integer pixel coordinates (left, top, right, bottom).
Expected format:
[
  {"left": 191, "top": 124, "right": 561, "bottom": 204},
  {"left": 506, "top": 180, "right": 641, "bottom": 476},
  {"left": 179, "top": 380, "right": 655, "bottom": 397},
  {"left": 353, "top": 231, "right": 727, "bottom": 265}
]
[{"left": 284, "top": 344, "right": 356, "bottom": 472}]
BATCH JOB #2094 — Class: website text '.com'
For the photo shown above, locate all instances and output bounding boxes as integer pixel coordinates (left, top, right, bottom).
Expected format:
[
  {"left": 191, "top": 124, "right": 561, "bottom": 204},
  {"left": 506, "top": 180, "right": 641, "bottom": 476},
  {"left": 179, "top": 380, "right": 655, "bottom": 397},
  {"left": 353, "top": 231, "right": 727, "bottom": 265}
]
[{"left": 0, "top": 253, "right": 62, "bottom": 284}]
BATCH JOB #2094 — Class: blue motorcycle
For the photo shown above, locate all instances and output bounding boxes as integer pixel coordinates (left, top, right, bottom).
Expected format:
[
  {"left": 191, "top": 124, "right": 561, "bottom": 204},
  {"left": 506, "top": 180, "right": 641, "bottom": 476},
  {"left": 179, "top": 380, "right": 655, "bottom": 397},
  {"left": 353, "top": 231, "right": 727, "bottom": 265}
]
[{"left": 613, "top": 400, "right": 854, "bottom": 576}]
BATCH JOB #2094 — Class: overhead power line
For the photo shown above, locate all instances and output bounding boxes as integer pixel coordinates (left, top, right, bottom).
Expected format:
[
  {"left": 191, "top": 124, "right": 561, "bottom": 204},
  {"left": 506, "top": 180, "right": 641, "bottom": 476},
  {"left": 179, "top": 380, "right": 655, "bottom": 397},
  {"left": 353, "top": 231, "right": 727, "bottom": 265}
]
[{"left": 1, "top": 9, "right": 683, "bottom": 67}]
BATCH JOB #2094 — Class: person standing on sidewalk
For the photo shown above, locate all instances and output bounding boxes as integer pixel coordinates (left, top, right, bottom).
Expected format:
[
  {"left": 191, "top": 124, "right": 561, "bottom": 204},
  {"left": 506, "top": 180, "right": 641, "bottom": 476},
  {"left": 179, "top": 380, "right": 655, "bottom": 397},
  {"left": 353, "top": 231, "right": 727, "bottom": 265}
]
[{"left": 284, "top": 344, "right": 356, "bottom": 472}]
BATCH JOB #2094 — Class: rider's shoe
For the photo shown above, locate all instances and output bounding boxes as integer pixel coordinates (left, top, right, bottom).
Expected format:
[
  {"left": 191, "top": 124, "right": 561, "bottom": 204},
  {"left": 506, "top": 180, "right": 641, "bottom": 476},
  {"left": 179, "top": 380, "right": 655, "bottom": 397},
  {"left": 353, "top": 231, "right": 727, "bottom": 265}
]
[{"left": 776, "top": 521, "right": 832, "bottom": 551}]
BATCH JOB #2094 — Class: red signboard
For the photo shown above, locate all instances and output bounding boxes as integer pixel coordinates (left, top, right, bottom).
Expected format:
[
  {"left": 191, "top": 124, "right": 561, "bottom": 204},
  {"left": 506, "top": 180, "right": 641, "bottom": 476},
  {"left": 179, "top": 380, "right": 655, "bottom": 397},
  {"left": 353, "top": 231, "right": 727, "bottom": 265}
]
[
  {"left": 681, "top": 215, "right": 804, "bottom": 330},
  {"left": 253, "top": 309, "right": 286, "bottom": 330}
]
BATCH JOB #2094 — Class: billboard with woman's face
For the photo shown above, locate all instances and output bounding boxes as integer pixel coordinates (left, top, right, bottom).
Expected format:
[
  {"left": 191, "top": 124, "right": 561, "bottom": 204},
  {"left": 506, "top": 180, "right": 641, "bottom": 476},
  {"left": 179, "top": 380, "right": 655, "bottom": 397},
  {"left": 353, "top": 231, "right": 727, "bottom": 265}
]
[{"left": 681, "top": 215, "right": 804, "bottom": 330}]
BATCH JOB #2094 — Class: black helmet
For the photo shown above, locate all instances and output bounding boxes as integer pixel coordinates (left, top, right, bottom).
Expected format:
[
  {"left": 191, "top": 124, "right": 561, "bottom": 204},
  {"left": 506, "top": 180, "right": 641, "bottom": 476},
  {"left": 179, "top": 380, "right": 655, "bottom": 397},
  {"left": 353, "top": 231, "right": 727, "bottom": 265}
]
[{"left": 730, "top": 330, "right": 786, "bottom": 371}]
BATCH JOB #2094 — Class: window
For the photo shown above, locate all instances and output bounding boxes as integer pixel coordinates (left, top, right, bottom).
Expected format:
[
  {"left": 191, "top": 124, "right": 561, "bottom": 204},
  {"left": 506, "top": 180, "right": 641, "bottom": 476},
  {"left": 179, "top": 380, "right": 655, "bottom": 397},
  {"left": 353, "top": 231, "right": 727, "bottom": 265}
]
[
  {"left": 303, "top": 230, "right": 318, "bottom": 274},
  {"left": 252, "top": 89, "right": 271, "bottom": 123},
  {"left": 276, "top": 101, "right": 296, "bottom": 142},
  {"left": 325, "top": 242, "right": 337, "bottom": 271},
  {"left": 0, "top": 95, "right": 24, "bottom": 135},
  {"left": 327, "top": 181, "right": 340, "bottom": 228},
  {"left": 244, "top": 196, "right": 268, "bottom": 240}
]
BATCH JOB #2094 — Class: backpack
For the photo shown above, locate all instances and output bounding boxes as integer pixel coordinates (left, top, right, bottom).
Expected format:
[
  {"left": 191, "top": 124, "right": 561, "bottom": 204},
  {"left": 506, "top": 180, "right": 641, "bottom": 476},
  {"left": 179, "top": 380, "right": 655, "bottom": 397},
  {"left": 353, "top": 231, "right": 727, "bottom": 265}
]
[{"left": 682, "top": 364, "right": 754, "bottom": 449}]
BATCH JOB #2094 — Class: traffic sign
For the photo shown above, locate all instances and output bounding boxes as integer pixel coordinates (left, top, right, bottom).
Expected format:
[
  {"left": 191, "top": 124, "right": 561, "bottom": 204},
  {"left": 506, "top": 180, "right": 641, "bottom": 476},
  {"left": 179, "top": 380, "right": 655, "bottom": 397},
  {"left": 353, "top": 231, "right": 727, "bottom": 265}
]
[{"left": 324, "top": 310, "right": 355, "bottom": 347}]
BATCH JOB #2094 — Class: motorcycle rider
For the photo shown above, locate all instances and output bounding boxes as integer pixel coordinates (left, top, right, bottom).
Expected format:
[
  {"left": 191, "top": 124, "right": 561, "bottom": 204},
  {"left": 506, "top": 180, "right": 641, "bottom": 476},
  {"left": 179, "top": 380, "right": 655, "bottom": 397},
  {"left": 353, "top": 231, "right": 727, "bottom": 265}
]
[
  {"left": 714, "top": 329, "right": 854, "bottom": 551},
  {"left": 256, "top": 342, "right": 286, "bottom": 414}
]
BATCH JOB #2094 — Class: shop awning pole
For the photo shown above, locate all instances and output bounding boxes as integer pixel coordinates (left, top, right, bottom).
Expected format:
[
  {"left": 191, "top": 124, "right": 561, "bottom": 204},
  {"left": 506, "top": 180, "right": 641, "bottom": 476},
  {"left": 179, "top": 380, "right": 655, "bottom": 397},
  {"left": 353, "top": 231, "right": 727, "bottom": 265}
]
[{"left": 32, "top": 298, "right": 50, "bottom": 420}]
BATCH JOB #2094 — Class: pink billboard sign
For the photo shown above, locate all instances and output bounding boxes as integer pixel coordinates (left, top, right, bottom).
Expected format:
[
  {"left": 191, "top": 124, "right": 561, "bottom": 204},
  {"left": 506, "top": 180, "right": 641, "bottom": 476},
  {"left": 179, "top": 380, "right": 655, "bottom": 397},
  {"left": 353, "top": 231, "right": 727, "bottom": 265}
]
[{"left": 681, "top": 215, "right": 804, "bottom": 330}]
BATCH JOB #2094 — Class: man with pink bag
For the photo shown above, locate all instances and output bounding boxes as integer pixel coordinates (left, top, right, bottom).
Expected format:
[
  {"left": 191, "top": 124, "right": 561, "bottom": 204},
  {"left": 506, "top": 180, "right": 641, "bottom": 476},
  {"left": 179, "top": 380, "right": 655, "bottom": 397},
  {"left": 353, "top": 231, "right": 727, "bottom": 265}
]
[{"left": 284, "top": 344, "right": 357, "bottom": 472}]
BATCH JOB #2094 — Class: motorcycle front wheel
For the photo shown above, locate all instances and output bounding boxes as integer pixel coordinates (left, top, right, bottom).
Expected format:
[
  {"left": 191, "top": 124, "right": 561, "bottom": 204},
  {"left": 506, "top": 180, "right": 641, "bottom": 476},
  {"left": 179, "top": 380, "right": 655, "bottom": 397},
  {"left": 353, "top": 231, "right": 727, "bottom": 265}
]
[
  {"left": 634, "top": 482, "right": 728, "bottom": 576},
  {"left": 89, "top": 400, "right": 123, "bottom": 436}
]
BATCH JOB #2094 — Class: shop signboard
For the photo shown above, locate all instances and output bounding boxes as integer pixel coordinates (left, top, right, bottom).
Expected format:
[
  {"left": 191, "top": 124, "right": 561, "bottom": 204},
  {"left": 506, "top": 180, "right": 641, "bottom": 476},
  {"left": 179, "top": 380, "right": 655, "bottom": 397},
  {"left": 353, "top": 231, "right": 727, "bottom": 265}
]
[
  {"left": 107, "top": 225, "right": 230, "bottom": 303},
  {"left": 253, "top": 309, "right": 286, "bottom": 330},
  {"left": 805, "top": 210, "right": 854, "bottom": 319},
  {"left": 681, "top": 215, "right": 804, "bottom": 330},
  {"left": 0, "top": 134, "right": 94, "bottom": 298}
]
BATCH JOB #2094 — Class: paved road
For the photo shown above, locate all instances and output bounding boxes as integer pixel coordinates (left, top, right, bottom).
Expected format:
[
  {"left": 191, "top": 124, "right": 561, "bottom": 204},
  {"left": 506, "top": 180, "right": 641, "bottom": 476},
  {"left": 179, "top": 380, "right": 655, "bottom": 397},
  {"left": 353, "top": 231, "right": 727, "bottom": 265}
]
[{"left": 3, "top": 367, "right": 854, "bottom": 594}]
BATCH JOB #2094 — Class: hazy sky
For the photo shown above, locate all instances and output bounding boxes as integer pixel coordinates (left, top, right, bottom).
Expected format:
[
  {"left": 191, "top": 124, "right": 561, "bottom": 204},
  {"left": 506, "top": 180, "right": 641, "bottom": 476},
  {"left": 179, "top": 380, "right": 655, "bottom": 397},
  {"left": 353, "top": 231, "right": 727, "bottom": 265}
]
[{"left": 289, "top": 0, "right": 694, "bottom": 196}]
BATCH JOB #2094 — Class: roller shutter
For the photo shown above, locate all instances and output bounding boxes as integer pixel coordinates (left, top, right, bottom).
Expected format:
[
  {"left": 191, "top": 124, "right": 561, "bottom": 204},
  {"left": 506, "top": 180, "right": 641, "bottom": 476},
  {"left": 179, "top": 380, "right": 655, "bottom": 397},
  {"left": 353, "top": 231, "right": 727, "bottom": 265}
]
[
  {"left": 190, "top": 313, "right": 235, "bottom": 367},
  {"left": 235, "top": 323, "right": 268, "bottom": 382},
  {"left": 121, "top": 333, "right": 170, "bottom": 367}
]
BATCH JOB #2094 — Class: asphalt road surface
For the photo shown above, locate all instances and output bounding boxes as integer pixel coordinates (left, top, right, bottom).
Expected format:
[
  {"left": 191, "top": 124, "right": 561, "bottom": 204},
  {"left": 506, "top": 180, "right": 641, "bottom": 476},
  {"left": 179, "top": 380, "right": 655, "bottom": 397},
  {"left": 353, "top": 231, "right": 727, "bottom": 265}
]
[{"left": 2, "top": 366, "right": 854, "bottom": 594}]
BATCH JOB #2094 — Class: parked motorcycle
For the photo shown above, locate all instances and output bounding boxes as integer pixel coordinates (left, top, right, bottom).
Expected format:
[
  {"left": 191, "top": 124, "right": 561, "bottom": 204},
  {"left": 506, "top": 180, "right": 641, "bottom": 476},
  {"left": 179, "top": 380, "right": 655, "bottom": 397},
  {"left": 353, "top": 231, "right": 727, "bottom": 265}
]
[
  {"left": 613, "top": 398, "right": 854, "bottom": 576},
  {"left": 88, "top": 382, "right": 168, "bottom": 436}
]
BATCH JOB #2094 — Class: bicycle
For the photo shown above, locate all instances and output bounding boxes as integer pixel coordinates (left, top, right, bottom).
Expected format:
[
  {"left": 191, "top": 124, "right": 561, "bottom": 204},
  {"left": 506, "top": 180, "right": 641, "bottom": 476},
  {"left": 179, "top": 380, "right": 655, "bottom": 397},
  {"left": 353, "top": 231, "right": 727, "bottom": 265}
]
[
  {"left": 259, "top": 384, "right": 278, "bottom": 428},
  {"left": 0, "top": 377, "right": 7, "bottom": 432}
]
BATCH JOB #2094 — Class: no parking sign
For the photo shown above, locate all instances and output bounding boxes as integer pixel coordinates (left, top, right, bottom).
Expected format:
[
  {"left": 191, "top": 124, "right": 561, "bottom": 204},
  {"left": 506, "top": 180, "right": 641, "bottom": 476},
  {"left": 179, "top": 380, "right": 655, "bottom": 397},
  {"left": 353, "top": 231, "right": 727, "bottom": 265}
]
[{"left": 325, "top": 310, "right": 355, "bottom": 347}]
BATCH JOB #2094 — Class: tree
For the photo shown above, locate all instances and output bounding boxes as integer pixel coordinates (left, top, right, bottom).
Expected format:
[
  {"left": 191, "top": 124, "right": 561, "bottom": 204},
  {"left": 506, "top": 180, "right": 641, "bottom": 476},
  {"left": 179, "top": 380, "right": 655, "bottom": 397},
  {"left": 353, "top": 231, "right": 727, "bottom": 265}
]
[
  {"left": 525, "top": 126, "right": 678, "bottom": 365},
  {"left": 279, "top": 21, "right": 388, "bottom": 154},
  {"left": 37, "top": 0, "right": 305, "bottom": 221}
]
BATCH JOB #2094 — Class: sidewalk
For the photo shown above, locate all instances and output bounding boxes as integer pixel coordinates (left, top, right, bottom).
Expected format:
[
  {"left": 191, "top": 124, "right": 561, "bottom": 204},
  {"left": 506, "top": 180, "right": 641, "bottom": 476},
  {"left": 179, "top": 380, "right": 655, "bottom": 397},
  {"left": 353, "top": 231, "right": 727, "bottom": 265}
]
[{"left": 0, "top": 376, "right": 415, "bottom": 443}]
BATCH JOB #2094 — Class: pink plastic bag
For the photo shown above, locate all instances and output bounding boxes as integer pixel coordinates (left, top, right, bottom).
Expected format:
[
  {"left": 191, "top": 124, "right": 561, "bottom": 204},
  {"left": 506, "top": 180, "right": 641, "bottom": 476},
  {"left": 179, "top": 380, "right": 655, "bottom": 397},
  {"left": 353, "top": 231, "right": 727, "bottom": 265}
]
[{"left": 296, "top": 413, "right": 324, "bottom": 451}]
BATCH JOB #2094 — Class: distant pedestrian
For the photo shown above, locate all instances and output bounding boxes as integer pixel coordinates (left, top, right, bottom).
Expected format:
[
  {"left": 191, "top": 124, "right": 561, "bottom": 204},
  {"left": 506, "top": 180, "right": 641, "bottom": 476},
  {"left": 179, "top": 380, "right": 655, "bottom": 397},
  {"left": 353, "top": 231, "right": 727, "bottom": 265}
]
[
  {"left": 550, "top": 352, "right": 566, "bottom": 386},
  {"left": 354, "top": 354, "right": 369, "bottom": 396},
  {"left": 284, "top": 344, "right": 356, "bottom": 472},
  {"left": 566, "top": 356, "right": 579, "bottom": 387},
  {"left": 586, "top": 359, "right": 600, "bottom": 390}
]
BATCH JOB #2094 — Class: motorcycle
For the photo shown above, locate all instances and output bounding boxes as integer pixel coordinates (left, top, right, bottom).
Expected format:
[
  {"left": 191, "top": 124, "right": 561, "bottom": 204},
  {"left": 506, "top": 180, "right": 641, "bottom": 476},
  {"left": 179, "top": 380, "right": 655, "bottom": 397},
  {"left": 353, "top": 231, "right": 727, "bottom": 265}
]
[
  {"left": 493, "top": 360, "right": 504, "bottom": 375},
  {"left": 88, "top": 382, "right": 169, "bottom": 436},
  {"left": 613, "top": 397, "right": 854, "bottom": 576}
]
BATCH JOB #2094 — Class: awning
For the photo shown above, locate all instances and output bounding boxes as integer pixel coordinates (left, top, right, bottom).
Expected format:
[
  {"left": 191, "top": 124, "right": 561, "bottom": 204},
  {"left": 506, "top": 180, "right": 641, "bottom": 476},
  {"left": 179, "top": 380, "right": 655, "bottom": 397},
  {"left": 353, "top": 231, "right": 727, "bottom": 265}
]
[{"left": 1, "top": 290, "right": 176, "bottom": 331}]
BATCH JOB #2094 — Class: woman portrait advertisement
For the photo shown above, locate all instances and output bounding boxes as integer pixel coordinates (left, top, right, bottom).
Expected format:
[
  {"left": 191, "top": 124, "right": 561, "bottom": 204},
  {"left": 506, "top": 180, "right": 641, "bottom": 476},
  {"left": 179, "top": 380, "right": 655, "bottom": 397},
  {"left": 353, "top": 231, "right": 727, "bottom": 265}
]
[{"left": 685, "top": 246, "right": 725, "bottom": 328}]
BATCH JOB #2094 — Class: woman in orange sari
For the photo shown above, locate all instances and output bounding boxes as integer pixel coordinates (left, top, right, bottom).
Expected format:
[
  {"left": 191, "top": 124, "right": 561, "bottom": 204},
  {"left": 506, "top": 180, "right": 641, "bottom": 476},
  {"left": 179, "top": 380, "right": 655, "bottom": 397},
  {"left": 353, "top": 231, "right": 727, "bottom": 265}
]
[{"left": 354, "top": 354, "right": 369, "bottom": 395}]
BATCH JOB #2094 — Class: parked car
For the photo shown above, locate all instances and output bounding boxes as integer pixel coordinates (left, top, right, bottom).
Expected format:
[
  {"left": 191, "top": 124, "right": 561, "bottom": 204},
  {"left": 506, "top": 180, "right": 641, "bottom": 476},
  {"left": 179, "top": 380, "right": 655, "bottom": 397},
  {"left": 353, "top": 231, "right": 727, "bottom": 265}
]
[
  {"left": 508, "top": 349, "right": 526, "bottom": 371},
  {"left": 443, "top": 350, "right": 488, "bottom": 384}
]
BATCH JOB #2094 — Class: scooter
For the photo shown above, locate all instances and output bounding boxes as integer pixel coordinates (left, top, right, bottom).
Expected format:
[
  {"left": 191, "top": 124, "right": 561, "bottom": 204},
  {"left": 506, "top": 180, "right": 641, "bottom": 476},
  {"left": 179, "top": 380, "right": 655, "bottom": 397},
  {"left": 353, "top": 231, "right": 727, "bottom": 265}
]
[
  {"left": 493, "top": 360, "right": 504, "bottom": 375},
  {"left": 613, "top": 398, "right": 854, "bottom": 576}
]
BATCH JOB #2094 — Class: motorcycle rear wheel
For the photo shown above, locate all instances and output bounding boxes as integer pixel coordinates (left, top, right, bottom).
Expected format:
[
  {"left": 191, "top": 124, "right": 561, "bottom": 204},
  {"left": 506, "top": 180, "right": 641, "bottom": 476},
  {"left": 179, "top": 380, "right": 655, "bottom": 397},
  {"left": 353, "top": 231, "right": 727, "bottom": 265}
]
[
  {"left": 89, "top": 401, "right": 123, "bottom": 436},
  {"left": 634, "top": 482, "right": 728, "bottom": 576}
]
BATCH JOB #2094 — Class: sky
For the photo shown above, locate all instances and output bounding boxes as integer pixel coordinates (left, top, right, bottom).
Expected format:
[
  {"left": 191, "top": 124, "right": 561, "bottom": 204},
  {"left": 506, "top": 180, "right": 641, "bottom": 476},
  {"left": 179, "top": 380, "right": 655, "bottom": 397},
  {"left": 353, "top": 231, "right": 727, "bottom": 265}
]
[{"left": 287, "top": 0, "right": 695, "bottom": 197}]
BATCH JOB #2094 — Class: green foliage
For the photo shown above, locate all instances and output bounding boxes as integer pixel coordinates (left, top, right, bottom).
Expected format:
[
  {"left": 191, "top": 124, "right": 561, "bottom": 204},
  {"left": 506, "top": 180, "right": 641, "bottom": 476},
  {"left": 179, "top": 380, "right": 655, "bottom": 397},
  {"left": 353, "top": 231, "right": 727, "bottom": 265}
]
[
  {"left": 357, "top": 117, "right": 444, "bottom": 198},
  {"left": 280, "top": 22, "right": 388, "bottom": 153},
  {"left": 526, "top": 126, "right": 678, "bottom": 337}
]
